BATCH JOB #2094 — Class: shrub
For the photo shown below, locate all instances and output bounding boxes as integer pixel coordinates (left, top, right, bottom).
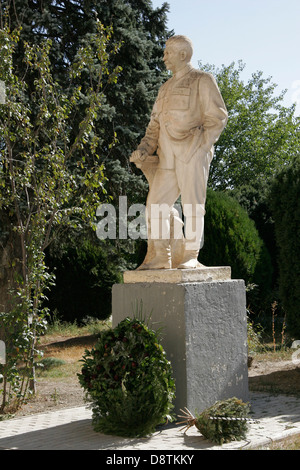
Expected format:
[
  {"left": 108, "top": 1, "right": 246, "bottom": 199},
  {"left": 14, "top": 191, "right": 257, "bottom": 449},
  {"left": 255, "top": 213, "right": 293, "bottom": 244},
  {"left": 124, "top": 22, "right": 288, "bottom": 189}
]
[
  {"left": 78, "top": 317, "right": 175, "bottom": 437},
  {"left": 247, "top": 317, "right": 265, "bottom": 356},
  {"left": 45, "top": 238, "right": 122, "bottom": 323},
  {"left": 270, "top": 157, "right": 300, "bottom": 337},
  {"left": 232, "top": 180, "right": 278, "bottom": 288},
  {"left": 37, "top": 357, "right": 66, "bottom": 371},
  {"left": 201, "top": 189, "right": 273, "bottom": 310}
]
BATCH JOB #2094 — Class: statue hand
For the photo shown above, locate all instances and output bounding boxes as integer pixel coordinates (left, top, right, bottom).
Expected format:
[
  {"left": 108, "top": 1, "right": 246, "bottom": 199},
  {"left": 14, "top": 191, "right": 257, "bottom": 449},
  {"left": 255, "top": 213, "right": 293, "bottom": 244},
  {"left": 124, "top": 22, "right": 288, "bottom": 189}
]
[{"left": 130, "top": 149, "right": 148, "bottom": 162}]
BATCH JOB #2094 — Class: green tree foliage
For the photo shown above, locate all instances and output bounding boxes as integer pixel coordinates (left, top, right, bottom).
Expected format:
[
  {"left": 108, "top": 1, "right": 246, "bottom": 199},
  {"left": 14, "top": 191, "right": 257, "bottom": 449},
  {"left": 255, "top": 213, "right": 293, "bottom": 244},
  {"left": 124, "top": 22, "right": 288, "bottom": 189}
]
[
  {"left": 0, "top": 20, "right": 119, "bottom": 411},
  {"left": 200, "top": 189, "right": 273, "bottom": 311},
  {"left": 200, "top": 61, "right": 299, "bottom": 325},
  {"left": 3, "top": 0, "right": 171, "bottom": 203},
  {"left": 45, "top": 237, "right": 123, "bottom": 323},
  {"left": 232, "top": 180, "right": 278, "bottom": 289},
  {"left": 270, "top": 156, "right": 300, "bottom": 337},
  {"left": 1, "top": 1, "right": 172, "bottom": 323},
  {"left": 200, "top": 60, "right": 300, "bottom": 190}
]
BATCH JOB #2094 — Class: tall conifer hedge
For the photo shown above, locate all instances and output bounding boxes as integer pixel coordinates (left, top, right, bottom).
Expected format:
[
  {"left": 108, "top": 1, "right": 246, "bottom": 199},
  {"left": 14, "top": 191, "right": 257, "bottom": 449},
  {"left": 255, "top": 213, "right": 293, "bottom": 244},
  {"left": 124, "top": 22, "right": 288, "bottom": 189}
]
[
  {"left": 201, "top": 189, "right": 273, "bottom": 312},
  {"left": 270, "top": 157, "right": 300, "bottom": 337}
]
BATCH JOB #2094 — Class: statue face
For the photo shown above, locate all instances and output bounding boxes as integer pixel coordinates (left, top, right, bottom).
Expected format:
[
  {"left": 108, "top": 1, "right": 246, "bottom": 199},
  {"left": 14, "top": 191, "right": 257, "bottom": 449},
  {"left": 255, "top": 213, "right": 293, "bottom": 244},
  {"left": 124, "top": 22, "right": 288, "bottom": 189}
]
[{"left": 163, "top": 44, "right": 187, "bottom": 74}]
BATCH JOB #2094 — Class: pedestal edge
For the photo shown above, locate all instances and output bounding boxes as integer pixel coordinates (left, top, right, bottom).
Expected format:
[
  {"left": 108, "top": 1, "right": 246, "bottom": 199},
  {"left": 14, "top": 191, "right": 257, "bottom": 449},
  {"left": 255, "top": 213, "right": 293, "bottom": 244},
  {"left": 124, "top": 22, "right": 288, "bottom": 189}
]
[{"left": 123, "top": 266, "right": 231, "bottom": 284}]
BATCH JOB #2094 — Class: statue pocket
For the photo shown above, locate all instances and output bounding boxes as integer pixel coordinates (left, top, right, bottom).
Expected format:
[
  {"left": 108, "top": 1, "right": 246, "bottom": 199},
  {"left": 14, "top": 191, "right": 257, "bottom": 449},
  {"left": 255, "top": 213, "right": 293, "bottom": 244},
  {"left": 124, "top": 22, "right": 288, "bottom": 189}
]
[{"left": 169, "top": 88, "right": 190, "bottom": 110}]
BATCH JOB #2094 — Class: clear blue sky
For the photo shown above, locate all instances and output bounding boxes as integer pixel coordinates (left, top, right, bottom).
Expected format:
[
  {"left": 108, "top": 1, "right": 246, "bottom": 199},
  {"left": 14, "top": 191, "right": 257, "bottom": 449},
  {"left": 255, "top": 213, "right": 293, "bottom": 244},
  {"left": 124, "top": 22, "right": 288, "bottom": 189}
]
[{"left": 151, "top": 0, "right": 300, "bottom": 115}]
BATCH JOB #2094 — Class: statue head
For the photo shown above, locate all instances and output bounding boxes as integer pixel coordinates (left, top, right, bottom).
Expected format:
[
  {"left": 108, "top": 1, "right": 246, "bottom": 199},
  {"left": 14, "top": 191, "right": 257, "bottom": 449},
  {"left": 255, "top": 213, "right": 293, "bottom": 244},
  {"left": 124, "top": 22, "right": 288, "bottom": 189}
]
[{"left": 164, "top": 35, "right": 193, "bottom": 73}]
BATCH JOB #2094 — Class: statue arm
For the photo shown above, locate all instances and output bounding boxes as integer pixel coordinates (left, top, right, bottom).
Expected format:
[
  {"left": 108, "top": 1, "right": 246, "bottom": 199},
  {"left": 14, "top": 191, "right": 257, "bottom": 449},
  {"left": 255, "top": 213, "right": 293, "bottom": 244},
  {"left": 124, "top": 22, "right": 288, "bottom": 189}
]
[
  {"left": 133, "top": 100, "right": 160, "bottom": 158},
  {"left": 198, "top": 73, "right": 228, "bottom": 154}
]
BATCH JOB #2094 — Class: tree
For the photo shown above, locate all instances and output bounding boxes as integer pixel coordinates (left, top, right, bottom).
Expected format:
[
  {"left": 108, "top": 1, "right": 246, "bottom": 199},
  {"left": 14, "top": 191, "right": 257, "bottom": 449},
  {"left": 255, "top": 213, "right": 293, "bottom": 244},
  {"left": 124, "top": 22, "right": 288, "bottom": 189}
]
[
  {"left": 2, "top": 0, "right": 172, "bottom": 204},
  {"left": 45, "top": 236, "right": 123, "bottom": 323},
  {"left": 200, "top": 61, "right": 300, "bottom": 326},
  {"left": 199, "top": 60, "right": 300, "bottom": 190},
  {"left": 1, "top": 1, "right": 172, "bottom": 316},
  {"left": 0, "top": 20, "right": 120, "bottom": 411},
  {"left": 270, "top": 156, "right": 300, "bottom": 337},
  {"left": 200, "top": 189, "right": 273, "bottom": 313}
]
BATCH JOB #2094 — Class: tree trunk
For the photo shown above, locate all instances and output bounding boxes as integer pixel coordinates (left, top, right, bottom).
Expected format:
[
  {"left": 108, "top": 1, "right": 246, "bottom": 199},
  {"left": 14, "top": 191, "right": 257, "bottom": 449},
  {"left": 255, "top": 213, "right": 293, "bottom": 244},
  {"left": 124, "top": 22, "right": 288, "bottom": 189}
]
[{"left": 0, "top": 211, "right": 23, "bottom": 339}]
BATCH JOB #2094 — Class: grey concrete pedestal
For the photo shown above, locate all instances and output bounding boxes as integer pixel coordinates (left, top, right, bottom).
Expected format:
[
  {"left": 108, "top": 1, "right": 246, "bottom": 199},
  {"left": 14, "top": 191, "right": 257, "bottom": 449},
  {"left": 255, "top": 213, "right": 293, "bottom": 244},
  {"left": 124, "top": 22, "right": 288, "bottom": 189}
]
[{"left": 112, "top": 271, "right": 248, "bottom": 415}]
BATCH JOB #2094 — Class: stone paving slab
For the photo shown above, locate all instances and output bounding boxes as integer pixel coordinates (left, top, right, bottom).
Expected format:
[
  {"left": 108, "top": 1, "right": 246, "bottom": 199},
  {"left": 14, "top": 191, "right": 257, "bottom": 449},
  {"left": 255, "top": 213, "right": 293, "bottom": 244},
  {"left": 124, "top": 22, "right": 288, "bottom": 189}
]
[{"left": 0, "top": 392, "right": 300, "bottom": 450}]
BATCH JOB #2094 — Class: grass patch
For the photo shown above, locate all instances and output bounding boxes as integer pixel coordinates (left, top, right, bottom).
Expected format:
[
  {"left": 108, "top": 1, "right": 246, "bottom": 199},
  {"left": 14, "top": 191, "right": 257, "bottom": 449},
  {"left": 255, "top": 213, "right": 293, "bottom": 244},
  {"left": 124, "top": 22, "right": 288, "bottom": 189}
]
[
  {"left": 36, "top": 355, "right": 83, "bottom": 379},
  {"left": 40, "top": 315, "right": 111, "bottom": 344},
  {"left": 36, "top": 318, "right": 111, "bottom": 379},
  {"left": 37, "top": 357, "right": 66, "bottom": 370},
  {"left": 37, "top": 361, "right": 82, "bottom": 379},
  {"left": 251, "top": 345, "right": 292, "bottom": 362},
  {"left": 261, "top": 433, "right": 300, "bottom": 450}
]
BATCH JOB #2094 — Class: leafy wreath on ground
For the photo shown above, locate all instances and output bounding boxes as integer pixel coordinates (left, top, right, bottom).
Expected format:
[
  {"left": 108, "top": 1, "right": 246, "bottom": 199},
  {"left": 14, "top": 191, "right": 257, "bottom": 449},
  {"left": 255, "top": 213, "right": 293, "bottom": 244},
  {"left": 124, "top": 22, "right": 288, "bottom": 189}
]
[
  {"left": 177, "top": 397, "right": 258, "bottom": 445},
  {"left": 78, "top": 316, "right": 176, "bottom": 437}
]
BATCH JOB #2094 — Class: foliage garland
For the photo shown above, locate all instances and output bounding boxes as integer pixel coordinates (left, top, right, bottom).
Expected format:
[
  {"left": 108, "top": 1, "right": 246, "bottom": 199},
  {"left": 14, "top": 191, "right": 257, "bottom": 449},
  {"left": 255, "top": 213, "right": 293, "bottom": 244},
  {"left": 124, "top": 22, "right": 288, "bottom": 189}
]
[{"left": 178, "top": 397, "right": 251, "bottom": 445}]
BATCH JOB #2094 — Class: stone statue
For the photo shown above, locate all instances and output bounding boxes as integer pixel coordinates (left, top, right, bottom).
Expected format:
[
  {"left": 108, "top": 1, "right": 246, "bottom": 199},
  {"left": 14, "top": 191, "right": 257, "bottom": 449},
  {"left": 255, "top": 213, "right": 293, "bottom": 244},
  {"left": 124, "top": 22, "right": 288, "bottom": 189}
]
[{"left": 131, "top": 35, "right": 228, "bottom": 270}]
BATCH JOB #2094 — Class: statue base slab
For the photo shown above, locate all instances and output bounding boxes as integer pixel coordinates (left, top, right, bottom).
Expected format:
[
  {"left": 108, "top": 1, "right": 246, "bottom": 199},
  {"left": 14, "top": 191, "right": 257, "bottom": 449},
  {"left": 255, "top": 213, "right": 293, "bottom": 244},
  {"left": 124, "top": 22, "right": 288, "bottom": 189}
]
[{"left": 123, "top": 266, "right": 231, "bottom": 284}]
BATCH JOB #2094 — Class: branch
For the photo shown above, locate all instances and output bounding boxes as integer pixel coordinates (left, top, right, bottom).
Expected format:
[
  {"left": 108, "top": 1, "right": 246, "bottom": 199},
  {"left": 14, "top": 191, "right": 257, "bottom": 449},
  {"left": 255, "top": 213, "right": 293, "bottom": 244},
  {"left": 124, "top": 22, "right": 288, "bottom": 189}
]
[{"left": 7, "top": 138, "right": 27, "bottom": 282}]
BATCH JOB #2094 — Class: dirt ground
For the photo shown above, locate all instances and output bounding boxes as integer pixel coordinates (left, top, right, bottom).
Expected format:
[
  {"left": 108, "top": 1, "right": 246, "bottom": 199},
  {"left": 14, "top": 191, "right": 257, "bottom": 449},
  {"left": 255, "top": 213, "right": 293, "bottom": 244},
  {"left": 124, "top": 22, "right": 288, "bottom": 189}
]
[
  {"left": 248, "top": 357, "right": 300, "bottom": 395},
  {"left": 8, "top": 336, "right": 300, "bottom": 418},
  {"left": 7, "top": 334, "right": 98, "bottom": 418}
]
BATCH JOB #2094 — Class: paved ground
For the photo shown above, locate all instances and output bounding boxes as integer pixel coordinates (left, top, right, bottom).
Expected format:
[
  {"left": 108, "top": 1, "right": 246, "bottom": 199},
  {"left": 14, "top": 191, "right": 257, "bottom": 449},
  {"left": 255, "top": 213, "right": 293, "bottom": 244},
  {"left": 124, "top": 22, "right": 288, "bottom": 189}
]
[{"left": 0, "top": 392, "right": 300, "bottom": 451}]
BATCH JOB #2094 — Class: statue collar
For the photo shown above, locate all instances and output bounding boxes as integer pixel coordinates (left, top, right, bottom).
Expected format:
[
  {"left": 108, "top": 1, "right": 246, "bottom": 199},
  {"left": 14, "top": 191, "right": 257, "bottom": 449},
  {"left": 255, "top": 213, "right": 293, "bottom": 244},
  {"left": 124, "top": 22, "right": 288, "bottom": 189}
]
[{"left": 173, "top": 63, "right": 193, "bottom": 81}]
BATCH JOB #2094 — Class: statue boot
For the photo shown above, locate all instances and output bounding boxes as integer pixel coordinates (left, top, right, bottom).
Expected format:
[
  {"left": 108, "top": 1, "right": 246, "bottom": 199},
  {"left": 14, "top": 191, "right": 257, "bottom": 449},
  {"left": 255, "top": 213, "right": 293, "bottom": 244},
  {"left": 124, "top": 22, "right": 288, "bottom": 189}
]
[
  {"left": 138, "top": 240, "right": 172, "bottom": 270},
  {"left": 178, "top": 215, "right": 203, "bottom": 269},
  {"left": 177, "top": 249, "right": 200, "bottom": 269}
]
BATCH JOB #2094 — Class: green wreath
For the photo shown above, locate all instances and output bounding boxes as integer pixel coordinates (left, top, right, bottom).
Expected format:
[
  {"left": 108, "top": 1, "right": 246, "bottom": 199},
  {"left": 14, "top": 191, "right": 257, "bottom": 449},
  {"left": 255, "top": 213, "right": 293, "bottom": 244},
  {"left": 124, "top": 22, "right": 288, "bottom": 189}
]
[
  {"left": 78, "top": 317, "right": 175, "bottom": 437},
  {"left": 178, "top": 397, "right": 252, "bottom": 444}
]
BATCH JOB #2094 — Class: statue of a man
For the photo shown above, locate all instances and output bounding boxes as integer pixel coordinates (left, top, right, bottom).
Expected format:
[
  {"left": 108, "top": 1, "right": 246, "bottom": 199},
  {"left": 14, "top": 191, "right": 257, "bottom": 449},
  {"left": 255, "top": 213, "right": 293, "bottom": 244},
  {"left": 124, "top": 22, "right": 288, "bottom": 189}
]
[{"left": 131, "top": 35, "right": 228, "bottom": 269}]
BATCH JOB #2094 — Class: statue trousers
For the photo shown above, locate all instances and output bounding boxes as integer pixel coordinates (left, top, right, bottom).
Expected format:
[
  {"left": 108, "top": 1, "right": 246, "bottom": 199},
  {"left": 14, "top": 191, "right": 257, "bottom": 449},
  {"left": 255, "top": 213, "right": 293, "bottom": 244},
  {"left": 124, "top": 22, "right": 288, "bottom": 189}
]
[{"left": 146, "top": 151, "right": 211, "bottom": 249}]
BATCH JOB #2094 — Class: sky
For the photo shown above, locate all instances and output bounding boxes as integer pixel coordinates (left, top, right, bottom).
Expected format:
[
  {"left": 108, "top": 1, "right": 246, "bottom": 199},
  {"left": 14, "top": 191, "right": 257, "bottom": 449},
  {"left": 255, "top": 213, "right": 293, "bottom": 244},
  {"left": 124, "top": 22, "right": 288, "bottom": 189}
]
[{"left": 151, "top": 0, "right": 300, "bottom": 115}]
